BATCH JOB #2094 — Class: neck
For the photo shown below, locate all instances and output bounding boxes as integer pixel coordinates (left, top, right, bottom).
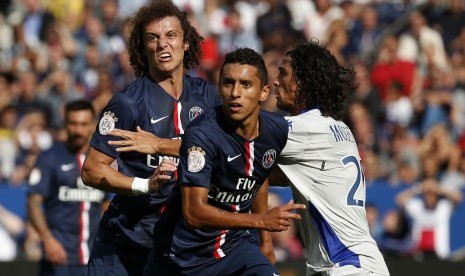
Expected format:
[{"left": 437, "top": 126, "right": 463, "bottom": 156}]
[
  {"left": 231, "top": 111, "right": 260, "bottom": 140},
  {"left": 149, "top": 68, "right": 184, "bottom": 99}
]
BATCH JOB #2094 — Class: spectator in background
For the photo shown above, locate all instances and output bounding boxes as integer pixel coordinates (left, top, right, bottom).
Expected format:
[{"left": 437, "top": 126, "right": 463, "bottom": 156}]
[
  {"left": 377, "top": 209, "right": 414, "bottom": 257},
  {"left": 371, "top": 36, "right": 417, "bottom": 102},
  {"left": 256, "top": 0, "right": 296, "bottom": 53},
  {"left": 27, "top": 100, "right": 110, "bottom": 275},
  {"left": 398, "top": 10, "right": 449, "bottom": 75},
  {"left": 0, "top": 105, "right": 18, "bottom": 181},
  {"left": 218, "top": 7, "right": 262, "bottom": 55},
  {"left": 346, "top": 4, "right": 383, "bottom": 63},
  {"left": 303, "top": 0, "right": 343, "bottom": 44},
  {"left": 11, "top": 109, "right": 52, "bottom": 186},
  {"left": 434, "top": 0, "right": 465, "bottom": 55},
  {"left": 396, "top": 178, "right": 463, "bottom": 260},
  {"left": 0, "top": 203, "right": 25, "bottom": 261},
  {"left": 21, "top": 0, "right": 55, "bottom": 48}
]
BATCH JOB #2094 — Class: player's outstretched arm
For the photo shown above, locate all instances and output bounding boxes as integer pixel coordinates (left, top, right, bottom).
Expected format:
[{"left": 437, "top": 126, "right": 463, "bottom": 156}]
[
  {"left": 107, "top": 126, "right": 181, "bottom": 156},
  {"left": 81, "top": 147, "right": 177, "bottom": 195},
  {"left": 251, "top": 179, "right": 276, "bottom": 265},
  {"left": 182, "top": 185, "right": 305, "bottom": 232}
]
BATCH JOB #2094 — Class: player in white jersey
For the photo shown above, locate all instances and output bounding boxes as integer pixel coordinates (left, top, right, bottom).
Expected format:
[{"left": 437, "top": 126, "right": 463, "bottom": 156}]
[{"left": 270, "top": 41, "right": 390, "bottom": 276}]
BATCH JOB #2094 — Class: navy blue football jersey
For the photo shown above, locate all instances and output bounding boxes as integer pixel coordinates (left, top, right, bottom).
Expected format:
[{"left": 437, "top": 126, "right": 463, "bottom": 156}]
[
  {"left": 89, "top": 74, "right": 221, "bottom": 248},
  {"left": 28, "top": 142, "right": 109, "bottom": 265},
  {"left": 152, "top": 107, "right": 288, "bottom": 267}
]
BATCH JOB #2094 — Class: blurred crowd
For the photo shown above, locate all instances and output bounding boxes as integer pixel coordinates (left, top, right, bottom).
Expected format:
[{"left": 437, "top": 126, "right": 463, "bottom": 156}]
[{"left": 0, "top": 0, "right": 465, "bottom": 264}]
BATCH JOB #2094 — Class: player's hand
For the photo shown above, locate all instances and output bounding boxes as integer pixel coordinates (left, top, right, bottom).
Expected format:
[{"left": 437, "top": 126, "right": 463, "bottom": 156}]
[
  {"left": 260, "top": 201, "right": 305, "bottom": 232},
  {"left": 43, "top": 236, "right": 67, "bottom": 265},
  {"left": 148, "top": 159, "right": 177, "bottom": 193},
  {"left": 108, "top": 126, "right": 161, "bottom": 154}
]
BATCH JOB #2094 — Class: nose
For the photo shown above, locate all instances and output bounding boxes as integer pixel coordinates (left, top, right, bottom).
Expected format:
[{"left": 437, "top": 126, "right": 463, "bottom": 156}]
[
  {"left": 231, "top": 83, "right": 241, "bottom": 98},
  {"left": 157, "top": 36, "right": 168, "bottom": 49}
]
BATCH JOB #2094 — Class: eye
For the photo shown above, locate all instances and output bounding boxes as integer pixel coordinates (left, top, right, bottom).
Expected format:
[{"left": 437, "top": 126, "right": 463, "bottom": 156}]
[
  {"left": 147, "top": 34, "right": 157, "bottom": 41},
  {"left": 222, "top": 79, "right": 233, "bottom": 86},
  {"left": 242, "top": 81, "right": 251, "bottom": 88},
  {"left": 167, "top": 31, "right": 178, "bottom": 38}
]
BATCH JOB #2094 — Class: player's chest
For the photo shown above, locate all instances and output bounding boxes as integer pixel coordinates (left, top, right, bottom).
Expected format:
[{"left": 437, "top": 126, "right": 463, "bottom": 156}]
[
  {"left": 143, "top": 97, "right": 208, "bottom": 134},
  {"left": 213, "top": 136, "right": 279, "bottom": 188}
]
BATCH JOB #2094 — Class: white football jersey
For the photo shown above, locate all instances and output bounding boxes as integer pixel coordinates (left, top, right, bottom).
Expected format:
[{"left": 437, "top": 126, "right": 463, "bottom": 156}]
[{"left": 278, "top": 109, "right": 389, "bottom": 276}]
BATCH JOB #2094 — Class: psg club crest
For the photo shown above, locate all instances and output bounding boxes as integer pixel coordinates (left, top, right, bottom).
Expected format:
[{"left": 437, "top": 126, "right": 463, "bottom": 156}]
[
  {"left": 187, "top": 146, "right": 206, "bottom": 172},
  {"left": 189, "top": 106, "right": 204, "bottom": 121},
  {"left": 262, "top": 149, "right": 277, "bottom": 169},
  {"left": 99, "top": 111, "right": 118, "bottom": 135}
]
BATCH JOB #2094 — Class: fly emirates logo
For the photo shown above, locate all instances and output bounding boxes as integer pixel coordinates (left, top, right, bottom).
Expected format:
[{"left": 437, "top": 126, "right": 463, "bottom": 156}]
[
  {"left": 59, "top": 177, "right": 105, "bottom": 202},
  {"left": 146, "top": 137, "right": 180, "bottom": 168},
  {"left": 209, "top": 178, "right": 260, "bottom": 203}
]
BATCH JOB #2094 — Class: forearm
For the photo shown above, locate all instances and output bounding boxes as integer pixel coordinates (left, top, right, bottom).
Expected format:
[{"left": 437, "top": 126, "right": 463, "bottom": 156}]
[
  {"left": 252, "top": 181, "right": 273, "bottom": 245},
  {"left": 154, "top": 138, "right": 181, "bottom": 156},
  {"left": 27, "top": 196, "right": 53, "bottom": 241},
  {"left": 184, "top": 202, "right": 265, "bottom": 230},
  {"left": 81, "top": 161, "right": 136, "bottom": 195}
]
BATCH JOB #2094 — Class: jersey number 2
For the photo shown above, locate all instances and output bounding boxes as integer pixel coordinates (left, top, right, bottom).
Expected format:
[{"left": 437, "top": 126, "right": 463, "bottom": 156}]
[{"left": 342, "top": 155, "right": 365, "bottom": 207}]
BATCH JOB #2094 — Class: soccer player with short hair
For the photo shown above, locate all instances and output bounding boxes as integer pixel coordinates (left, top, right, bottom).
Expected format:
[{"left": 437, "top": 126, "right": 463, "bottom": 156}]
[
  {"left": 27, "top": 100, "right": 110, "bottom": 276},
  {"left": 143, "top": 48, "right": 306, "bottom": 275},
  {"left": 272, "top": 41, "right": 390, "bottom": 276},
  {"left": 81, "top": 1, "right": 221, "bottom": 275}
]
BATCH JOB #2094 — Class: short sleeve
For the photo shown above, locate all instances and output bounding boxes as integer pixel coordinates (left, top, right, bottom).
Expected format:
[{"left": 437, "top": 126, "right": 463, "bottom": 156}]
[
  {"left": 280, "top": 116, "right": 301, "bottom": 158},
  {"left": 89, "top": 93, "right": 139, "bottom": 158},
  {"left": 28, "top": 154, "right": 53, "bottom": 198},
  {"left": 178, "top": 127, "right": 216, "bottom": 189}
]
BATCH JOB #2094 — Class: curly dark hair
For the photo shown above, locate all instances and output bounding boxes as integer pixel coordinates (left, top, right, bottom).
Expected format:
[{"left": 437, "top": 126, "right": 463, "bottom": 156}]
[
  {"left": 127, "top": 0, "right": 204, "bottom": 77},
  {"left": 286, "top": 40, "right": 356, "bottom": 120},
  {"left": 219, "top": 48, "right": 268, "bottom": 87}
]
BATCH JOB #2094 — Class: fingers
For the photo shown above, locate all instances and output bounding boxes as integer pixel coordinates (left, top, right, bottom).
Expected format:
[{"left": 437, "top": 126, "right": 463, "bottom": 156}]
[
  {"left": 157, "top": 159, "right": 178, "bottom": 176},
  {"left": 281, "top": 203, "right": 306, "bottom": 211}
]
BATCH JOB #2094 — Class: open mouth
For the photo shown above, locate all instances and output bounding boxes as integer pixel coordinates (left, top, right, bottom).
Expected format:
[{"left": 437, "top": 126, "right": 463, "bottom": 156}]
[
  {"left": 228, "top": 103, "right": 242, "bottom": 112},
  {"left": 158, "top": 52, "right": 172, "bottom": 62}
]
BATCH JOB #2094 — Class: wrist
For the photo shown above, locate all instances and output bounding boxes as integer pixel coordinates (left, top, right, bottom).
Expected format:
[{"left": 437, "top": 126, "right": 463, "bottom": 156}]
[{"left": 132, "top": 177, "right": 149, "bottom": 195}]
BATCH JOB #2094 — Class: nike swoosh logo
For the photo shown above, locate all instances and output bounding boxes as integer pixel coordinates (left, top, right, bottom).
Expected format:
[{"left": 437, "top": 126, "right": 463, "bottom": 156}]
[
  {"left": 60, "top": 164, "right": 75, "bottom": 172},
  {"left": 227, "top": 154, "right": 241, "bottom": 162},
  {"left": 151, "top": 115, "right": 169, "bottom": 124}
]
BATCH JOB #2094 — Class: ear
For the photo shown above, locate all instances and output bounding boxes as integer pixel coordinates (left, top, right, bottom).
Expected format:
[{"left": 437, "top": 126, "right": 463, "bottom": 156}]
[
  {"left": 184, "top": 42, "right": 189, "bottom": 51},
  {"left": 259, "top": 84, "right": 270, "bottom": 102}
]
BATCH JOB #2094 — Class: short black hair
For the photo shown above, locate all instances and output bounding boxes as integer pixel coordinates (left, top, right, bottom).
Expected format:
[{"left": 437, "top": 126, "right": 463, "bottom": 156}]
[
  {"left": 65, "top": 99, "right": 95, "bottom": 117},
  {"left": 219, "top": 48, "right": 268, "bottom": 87}
]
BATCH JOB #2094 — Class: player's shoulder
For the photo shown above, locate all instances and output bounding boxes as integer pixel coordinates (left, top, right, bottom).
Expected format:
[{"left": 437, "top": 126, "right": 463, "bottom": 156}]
[
  {"left": 37, "top": 142, "right": 67, "bottom": 163},
  {"left": 184, "top": 74, "right": 216, "bottom": 95},
  {"left": 260, "top": 109, "right": 288, "bottom": 131}
]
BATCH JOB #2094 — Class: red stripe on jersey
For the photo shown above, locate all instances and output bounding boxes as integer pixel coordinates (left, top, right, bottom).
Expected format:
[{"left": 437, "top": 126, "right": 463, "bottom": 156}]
[
  {"left": 173, "top": 101, "right": 184, "bottom": 135},
  {"left": 76, "top": 154, "right": 90, "bottom": 264},
  {"left": 245, "top": 142, "right": 250, "bottom": 176},
  {"left": 244, "top": 141, "right": 255, "bottom": 176},
  {"left": 213, "top": 230, "right": 227, "bottom": 259}
]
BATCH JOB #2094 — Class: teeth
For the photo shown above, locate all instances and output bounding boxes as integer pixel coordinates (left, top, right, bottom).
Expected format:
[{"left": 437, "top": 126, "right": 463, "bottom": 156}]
[{"left": 160, "top": 53, "right": 171, "bottom": 58}]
